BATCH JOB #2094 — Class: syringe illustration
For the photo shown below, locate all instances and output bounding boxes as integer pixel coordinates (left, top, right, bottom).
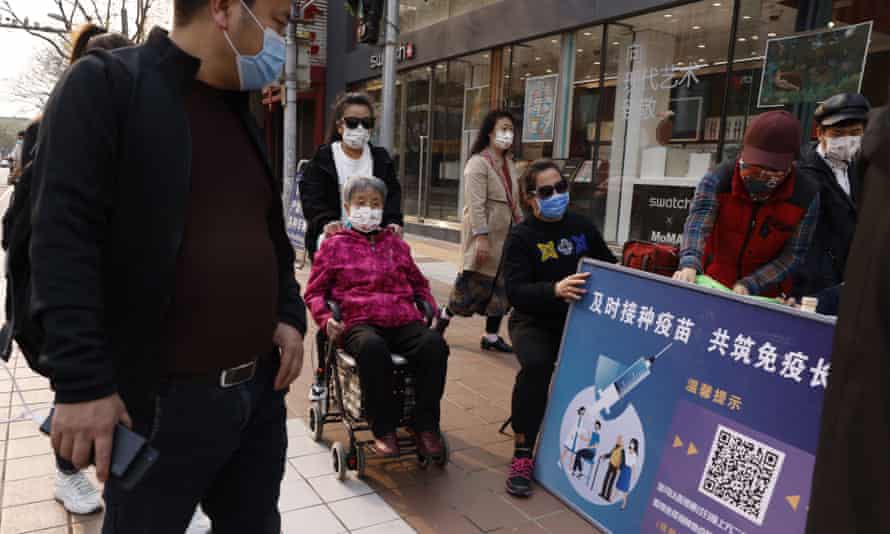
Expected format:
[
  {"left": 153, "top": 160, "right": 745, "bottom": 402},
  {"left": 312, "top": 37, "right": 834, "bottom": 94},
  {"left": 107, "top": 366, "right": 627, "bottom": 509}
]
[{"left": 591, "top": 342, "right": 673, "bottom": 416}]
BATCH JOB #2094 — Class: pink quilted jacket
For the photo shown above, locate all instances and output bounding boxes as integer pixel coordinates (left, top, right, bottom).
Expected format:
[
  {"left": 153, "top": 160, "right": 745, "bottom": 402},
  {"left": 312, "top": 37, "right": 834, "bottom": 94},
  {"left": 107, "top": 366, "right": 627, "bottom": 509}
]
[{"left": 304, "top": 229, "right": 437, "bottom": 334}]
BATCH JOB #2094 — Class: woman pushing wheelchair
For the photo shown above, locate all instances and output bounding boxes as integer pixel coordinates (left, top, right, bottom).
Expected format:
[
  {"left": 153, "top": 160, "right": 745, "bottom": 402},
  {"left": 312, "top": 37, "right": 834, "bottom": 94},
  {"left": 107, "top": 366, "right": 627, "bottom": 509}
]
[{"left": 304, "top": 175, "right": 449, "bottom": 459}]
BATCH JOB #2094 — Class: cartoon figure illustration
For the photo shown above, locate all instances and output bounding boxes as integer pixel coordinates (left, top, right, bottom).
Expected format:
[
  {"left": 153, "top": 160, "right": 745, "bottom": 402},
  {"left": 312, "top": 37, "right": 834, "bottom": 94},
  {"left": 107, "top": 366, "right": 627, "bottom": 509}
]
[
  {"left": 600, "top": 435, "right": 625, "bottom": 502},
  {"left": 572, "top": 420, "right": 601, "bottom": 480},
  {"left": 616, "top": 438, "right": 639, "bottom": 510},
  {"left": 560, "top": 406, "right": 587, "bottom": 468}
]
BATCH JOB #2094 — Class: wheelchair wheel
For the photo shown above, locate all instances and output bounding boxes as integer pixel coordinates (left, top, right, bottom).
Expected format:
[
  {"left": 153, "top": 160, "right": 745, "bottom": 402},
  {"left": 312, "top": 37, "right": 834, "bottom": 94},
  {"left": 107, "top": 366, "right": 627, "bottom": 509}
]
[
  {"left": 355, "top": 446, "right": 366, "bottom": 478},
  {"left": 332, "top": 442, "right": 348, "bottom": 481},
  {"left": 435, "top": 434, "right": 450, "bottom": 467},
  {"left": 307, "top": 405, "right": 324, "bottom": 442}
]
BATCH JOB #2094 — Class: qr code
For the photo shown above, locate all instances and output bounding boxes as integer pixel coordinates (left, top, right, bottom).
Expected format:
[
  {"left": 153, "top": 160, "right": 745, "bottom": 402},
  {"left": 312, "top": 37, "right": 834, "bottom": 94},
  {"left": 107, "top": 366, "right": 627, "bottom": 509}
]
[{"left": 698, "top": 425, "right": 785, "bottom": 526}]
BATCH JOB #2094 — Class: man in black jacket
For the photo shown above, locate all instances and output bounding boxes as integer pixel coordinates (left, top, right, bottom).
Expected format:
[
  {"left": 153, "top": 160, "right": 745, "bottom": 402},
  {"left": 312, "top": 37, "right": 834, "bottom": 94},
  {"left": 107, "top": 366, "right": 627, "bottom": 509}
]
[
  {"left": 31, "top": 1, "right": 304, "bottom": 532},
  {"left": 793, "top": 93, "right": 870, "bottom": 298}
]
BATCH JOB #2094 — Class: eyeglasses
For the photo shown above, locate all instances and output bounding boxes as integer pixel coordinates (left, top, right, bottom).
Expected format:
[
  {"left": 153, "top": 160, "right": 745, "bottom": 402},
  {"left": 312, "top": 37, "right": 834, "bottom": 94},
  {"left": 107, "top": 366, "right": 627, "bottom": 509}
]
[
  {"left": 528, "top": 180, "right": 569, "bottom": 199},
  {"left": 342, "top": 117, "right": 376, "bottom": 129},
  {"left": 739, "top": 160, "right": 788, "bottom": 180}
]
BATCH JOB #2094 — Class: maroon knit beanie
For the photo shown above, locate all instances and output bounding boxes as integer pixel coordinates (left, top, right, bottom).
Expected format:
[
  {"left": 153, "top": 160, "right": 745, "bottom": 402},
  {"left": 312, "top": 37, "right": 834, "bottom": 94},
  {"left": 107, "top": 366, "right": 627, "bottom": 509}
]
[{"left": 740, "top": 110, "right": 801, "bottom": 170}]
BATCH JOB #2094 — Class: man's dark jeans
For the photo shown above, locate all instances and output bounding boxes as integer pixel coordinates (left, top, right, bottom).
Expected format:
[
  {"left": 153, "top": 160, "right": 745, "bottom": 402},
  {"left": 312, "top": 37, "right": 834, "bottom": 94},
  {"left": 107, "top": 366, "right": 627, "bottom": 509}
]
[{"left": 102, "top": 351, "right": 287, "bottom": 534}]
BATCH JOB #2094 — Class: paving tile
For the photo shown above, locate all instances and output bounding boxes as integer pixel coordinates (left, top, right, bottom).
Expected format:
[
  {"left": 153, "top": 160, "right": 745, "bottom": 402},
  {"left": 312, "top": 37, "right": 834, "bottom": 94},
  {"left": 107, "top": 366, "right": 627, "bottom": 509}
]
[
  {"left": 450, "top": 446, "right": 511, "bottom": 473},
  {"left": 6, "top": 435, "right": 53, "bottom": 460},
  {"left": 308, "top": 473, "right": 374, "bottom": 503},
  {"left": 353, "top": 518, "right": 417, "bottom": 533},
  {"left": 1, "top": 475, "right": 56, "bottom": 508},
  {"left": 8, "top": 420, "right": 42, "bottom": 440},
  {"left": 279, "top": 465, "right": 322, "bottom": 512},
  {"left": 498, "top": 521, "right": 549, "bottom": 533},
  {"left": 5, "top": 454, "right": 56, "bottom": 481},
  {"left": 460, "top": 489, "right": 532, "bottom": 532},
  {"left": 8, "top": 377, "right": 51, "bottom": 392},
  {"left": 287, "top": 435, "right": 329, "bottom": 458},
  {"left": 0, "top": 500, "right": 68, "bottom": 534},
  {"left": 286, "top": 417, "right": 309, "bottom": 438},
  {"left": 537, "top": 510, "right": 605, "bottom": 533},
  {"left": 281, "top": 505, "right": 346, "bottom": 534},
  {"left": 502, "top": 484, "right": 567, "bottom": 520},
  {"left": 19, "top": 528, "right": 68, "bottom": 534},
  {"left": 72, "top": 519, "right": 105, "bottom": 534},
  {"left": 445, "top": 423, "right": 512, "bottom": 451},
  {"left": 328, "top": 493, "right": 399, "bottom": 531},
  {"left": 290, "top": 452, "right": 333, "bottom": 479},
  {"left": 403, "top": 510, "right": 481, "bottom": 534}
]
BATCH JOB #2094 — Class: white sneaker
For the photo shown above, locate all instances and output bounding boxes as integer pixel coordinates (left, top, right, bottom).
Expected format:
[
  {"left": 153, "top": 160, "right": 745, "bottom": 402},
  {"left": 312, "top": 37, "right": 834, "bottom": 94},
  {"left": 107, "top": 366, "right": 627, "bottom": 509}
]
[
  {"left": 185, "top": 506, "right": 211, "bottom": 534},
  {"left": 54, "top": 470, "right": 102, "bottom": 515}
]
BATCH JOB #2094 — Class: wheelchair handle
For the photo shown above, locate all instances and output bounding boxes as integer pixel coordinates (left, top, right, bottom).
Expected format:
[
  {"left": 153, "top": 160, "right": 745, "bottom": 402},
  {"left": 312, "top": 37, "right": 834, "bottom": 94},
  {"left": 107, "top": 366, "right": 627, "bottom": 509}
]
[
  {"left": 414, "top": 296, "right": 435, "bottom": 326},
  {"left": 326, "top": 300, "right": 343, "bottom": 322}
]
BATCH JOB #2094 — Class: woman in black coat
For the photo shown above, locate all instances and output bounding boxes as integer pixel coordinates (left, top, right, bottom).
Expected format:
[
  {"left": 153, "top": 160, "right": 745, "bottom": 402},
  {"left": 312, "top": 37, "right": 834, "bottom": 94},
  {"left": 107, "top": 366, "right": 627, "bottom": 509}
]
[{"left": 300, "top": 92, "right": 403, "bottom": 259}]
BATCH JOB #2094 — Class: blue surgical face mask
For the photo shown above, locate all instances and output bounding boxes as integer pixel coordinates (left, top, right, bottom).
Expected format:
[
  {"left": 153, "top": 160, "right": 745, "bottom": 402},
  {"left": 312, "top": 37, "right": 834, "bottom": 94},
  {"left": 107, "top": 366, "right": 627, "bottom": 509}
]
[
  {"left": 538, "top": 192, "right": 570, "bottom": 220},
  {"left": 223, "top": 0, "right": 286, "bottom": 91}
]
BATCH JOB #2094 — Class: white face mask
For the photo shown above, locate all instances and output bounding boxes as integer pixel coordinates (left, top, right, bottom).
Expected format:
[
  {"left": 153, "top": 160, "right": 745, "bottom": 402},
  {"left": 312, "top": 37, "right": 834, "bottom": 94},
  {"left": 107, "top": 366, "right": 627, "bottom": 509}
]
[
  {"left": 824, "top": 135, "right": 862, "bottom": 163},
  {"left": 342, "top": 126, "right": 371, "bottom": 150},
  {"left": 347, "top": 206, "right": 383, "bottom": 233},
  {"left": 494, "top": 130, "right": 514, "bottom": 150}
]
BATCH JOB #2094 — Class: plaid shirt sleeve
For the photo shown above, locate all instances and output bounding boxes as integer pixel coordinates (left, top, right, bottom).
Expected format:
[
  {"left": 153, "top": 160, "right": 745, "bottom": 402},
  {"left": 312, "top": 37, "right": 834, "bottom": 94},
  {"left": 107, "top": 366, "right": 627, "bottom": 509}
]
[
  {"left": 678, "top": 171, "right": 720, "bottom": 273},
  {"left": 740, "top": 194, "right": 820, "bottom": 295}
]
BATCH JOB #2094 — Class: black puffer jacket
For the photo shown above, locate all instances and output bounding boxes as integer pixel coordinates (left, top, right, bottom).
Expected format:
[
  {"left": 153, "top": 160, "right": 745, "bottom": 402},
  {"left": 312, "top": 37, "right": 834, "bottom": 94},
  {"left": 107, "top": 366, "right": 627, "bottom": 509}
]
[
  {"left": 299, "top": 143, "right": 403, "bottom": 259},
  {"left": 792, "top": 143, "right": 863, "bottom": 297}
]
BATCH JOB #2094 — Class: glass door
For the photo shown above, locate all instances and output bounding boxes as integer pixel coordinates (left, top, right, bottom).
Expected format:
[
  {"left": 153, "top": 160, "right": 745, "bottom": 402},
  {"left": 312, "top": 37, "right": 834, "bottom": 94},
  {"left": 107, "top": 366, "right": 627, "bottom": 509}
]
[{"left": 400, "top": 67, "right": 433, "bottom": 219}]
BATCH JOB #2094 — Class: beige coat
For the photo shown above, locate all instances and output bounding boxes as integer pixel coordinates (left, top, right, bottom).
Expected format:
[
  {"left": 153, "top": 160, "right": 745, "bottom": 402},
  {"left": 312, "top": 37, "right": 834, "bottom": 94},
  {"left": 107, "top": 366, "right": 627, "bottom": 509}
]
[{"left": 459, "top": 150, "right": 524, "bottom": 277}]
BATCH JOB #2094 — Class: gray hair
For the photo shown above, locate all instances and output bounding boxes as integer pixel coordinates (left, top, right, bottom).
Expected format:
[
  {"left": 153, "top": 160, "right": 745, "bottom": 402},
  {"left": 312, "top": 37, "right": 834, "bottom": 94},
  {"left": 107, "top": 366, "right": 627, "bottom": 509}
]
[{"left": 343, "top": 175, "right": 388, "bottom": 204}]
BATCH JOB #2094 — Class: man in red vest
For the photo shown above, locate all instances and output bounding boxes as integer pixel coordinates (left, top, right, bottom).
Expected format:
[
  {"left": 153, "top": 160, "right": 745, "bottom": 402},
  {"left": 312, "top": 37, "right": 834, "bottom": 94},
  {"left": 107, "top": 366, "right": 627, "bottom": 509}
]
[{"left": 673, "top": 111, "right": 820, "bottom": 297}]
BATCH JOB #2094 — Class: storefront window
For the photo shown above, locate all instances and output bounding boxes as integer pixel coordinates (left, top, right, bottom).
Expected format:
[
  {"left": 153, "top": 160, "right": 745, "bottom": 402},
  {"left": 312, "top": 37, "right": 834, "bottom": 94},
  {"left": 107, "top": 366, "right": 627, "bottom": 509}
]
[
  {"left": 603, "top": 0, "right": 735, "bottom": 245},
  {"left": 721, "top": 0, "right": 799, "bottom": 160},
  {"left": 394, "top": 52, "right": 491, "bottom": 223},
  {"left": 568, "top": 26, "right": 609, "bottom": 230},
  {"left": 829, "top": 0, "right": 890, "bottom": 108},
  {"left": 506, "top": 36, "right": 562, "bottom": 161}
]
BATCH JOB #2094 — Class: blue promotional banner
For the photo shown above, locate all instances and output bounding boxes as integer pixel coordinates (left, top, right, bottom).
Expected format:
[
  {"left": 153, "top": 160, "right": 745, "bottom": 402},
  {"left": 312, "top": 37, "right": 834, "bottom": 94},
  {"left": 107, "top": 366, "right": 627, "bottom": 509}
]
[
  {"left": 535, "top": 260, "right": 835, "bottom": 534},
  {"left": 285, "top": 170, "right": 307, "bottom": 254}
]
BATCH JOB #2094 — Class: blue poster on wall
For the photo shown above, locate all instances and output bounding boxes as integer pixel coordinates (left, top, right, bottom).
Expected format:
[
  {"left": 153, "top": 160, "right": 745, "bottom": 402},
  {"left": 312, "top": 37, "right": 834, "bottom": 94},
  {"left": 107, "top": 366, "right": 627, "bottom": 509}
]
[{"left": 535, "top": 260, "right": 835, "bottom": 534}]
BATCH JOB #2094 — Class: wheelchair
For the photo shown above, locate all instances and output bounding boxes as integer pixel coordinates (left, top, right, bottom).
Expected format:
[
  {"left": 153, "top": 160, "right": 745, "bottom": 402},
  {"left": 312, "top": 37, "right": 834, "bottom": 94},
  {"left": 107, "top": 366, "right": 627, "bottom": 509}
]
[{"left": 306, "top": 298, "right": 450, "bottom": 481}]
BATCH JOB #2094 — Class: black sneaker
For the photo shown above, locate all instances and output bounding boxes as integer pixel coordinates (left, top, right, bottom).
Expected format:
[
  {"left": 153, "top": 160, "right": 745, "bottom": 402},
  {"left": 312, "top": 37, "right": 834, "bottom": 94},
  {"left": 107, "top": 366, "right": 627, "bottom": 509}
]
[
  {"left": 481, "top": 336, "right": 513, "bottom": 353},
  {"left": 506, "top": 456, "right": 534, "bottom": 497},
  {"left": 433, "top": 307, "right": 451, "bottom": 335}
]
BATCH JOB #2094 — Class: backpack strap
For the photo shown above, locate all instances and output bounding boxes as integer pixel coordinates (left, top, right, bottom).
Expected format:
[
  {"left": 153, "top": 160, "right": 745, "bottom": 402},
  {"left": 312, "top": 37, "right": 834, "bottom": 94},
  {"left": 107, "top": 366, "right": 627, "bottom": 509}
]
[{"left": 86, "top": 48, "right": 137, "bottom": 169}]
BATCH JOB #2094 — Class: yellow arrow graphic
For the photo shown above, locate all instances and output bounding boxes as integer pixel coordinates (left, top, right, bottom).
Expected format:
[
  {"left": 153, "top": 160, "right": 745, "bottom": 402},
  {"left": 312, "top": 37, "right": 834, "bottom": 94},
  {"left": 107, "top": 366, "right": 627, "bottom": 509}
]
[
  {"left": 687, "top": 442, "right": 699, "bottom": 456},
  {"left": 673, "top": 436, "right": 684, "bottom": 448},
  {"left": 787, "top": 495, "right": 801, "bottom": 511}
]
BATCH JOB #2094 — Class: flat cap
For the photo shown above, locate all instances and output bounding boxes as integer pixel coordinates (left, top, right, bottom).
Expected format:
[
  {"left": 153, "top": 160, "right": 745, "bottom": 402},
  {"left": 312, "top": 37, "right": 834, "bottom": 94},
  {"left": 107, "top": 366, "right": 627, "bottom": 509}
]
[{"left": 814, "top": 93, "right": 871, "bottom": 126}]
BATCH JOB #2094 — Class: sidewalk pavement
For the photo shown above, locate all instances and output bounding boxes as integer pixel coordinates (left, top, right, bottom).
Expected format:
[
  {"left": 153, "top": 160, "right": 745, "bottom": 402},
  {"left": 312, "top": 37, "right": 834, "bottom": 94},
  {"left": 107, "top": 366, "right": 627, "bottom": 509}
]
[{"left": 0, "top": 212, "right": 601, "bottom": 533}]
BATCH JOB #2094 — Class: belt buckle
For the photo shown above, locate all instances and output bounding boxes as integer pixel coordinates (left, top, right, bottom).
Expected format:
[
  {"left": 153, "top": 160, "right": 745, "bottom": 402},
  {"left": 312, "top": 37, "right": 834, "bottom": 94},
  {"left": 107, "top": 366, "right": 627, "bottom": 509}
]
[{"left": 219, "top": 361, "right": 256, "bottom": 388}]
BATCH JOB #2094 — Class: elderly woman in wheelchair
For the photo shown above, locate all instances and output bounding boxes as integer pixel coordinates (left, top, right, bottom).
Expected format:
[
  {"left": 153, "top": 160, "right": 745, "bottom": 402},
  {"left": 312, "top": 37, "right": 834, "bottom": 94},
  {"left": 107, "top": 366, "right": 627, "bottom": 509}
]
[{"left": 304, "top": 176, "right": 449, "bottom": 461}]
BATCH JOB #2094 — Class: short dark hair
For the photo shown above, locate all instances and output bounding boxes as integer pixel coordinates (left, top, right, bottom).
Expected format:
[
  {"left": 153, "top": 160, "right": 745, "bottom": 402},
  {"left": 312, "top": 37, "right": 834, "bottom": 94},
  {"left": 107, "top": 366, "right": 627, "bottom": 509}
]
[
  {"left": 470, "top": 109, "right": 514, "bottom": 156},
  {"left": 327, "top": 92, "right": 375, "bottom": 144},
  {"left": 175, "top": 0, "right": 256, "bottom": 24}
]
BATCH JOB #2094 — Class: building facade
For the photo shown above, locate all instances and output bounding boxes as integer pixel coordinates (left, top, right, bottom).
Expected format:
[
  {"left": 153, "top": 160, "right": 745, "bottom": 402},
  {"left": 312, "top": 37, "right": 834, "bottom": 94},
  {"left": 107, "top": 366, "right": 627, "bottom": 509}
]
[{"left": 326, "top": 0, "right": 890, "bottom": 243}]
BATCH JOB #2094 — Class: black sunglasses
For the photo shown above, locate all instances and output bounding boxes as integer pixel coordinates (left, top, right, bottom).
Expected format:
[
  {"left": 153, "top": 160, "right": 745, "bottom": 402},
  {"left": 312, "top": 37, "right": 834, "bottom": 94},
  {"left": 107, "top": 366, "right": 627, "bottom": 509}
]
[
  {"left": 342, "top": 117, "right": 376, "bottom": 129},
  {"left": 528, "top": 180, "right": 569, "bottom": 199}
]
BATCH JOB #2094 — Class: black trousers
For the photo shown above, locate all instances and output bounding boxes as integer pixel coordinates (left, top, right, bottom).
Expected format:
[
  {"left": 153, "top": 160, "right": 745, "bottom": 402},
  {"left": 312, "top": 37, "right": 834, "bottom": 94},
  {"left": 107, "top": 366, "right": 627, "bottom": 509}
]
[
  {"left": 601, "top": 465, "right": 619, "bottom": 501},
  {"left": 509, "top": 316, "right": 562, "bottom": 448},
  {"left": 101, "top": 353, "right": 287, "bottom": 534},
  {"left": 343, "top": 322, "right": 449, "bottom": 436}
]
